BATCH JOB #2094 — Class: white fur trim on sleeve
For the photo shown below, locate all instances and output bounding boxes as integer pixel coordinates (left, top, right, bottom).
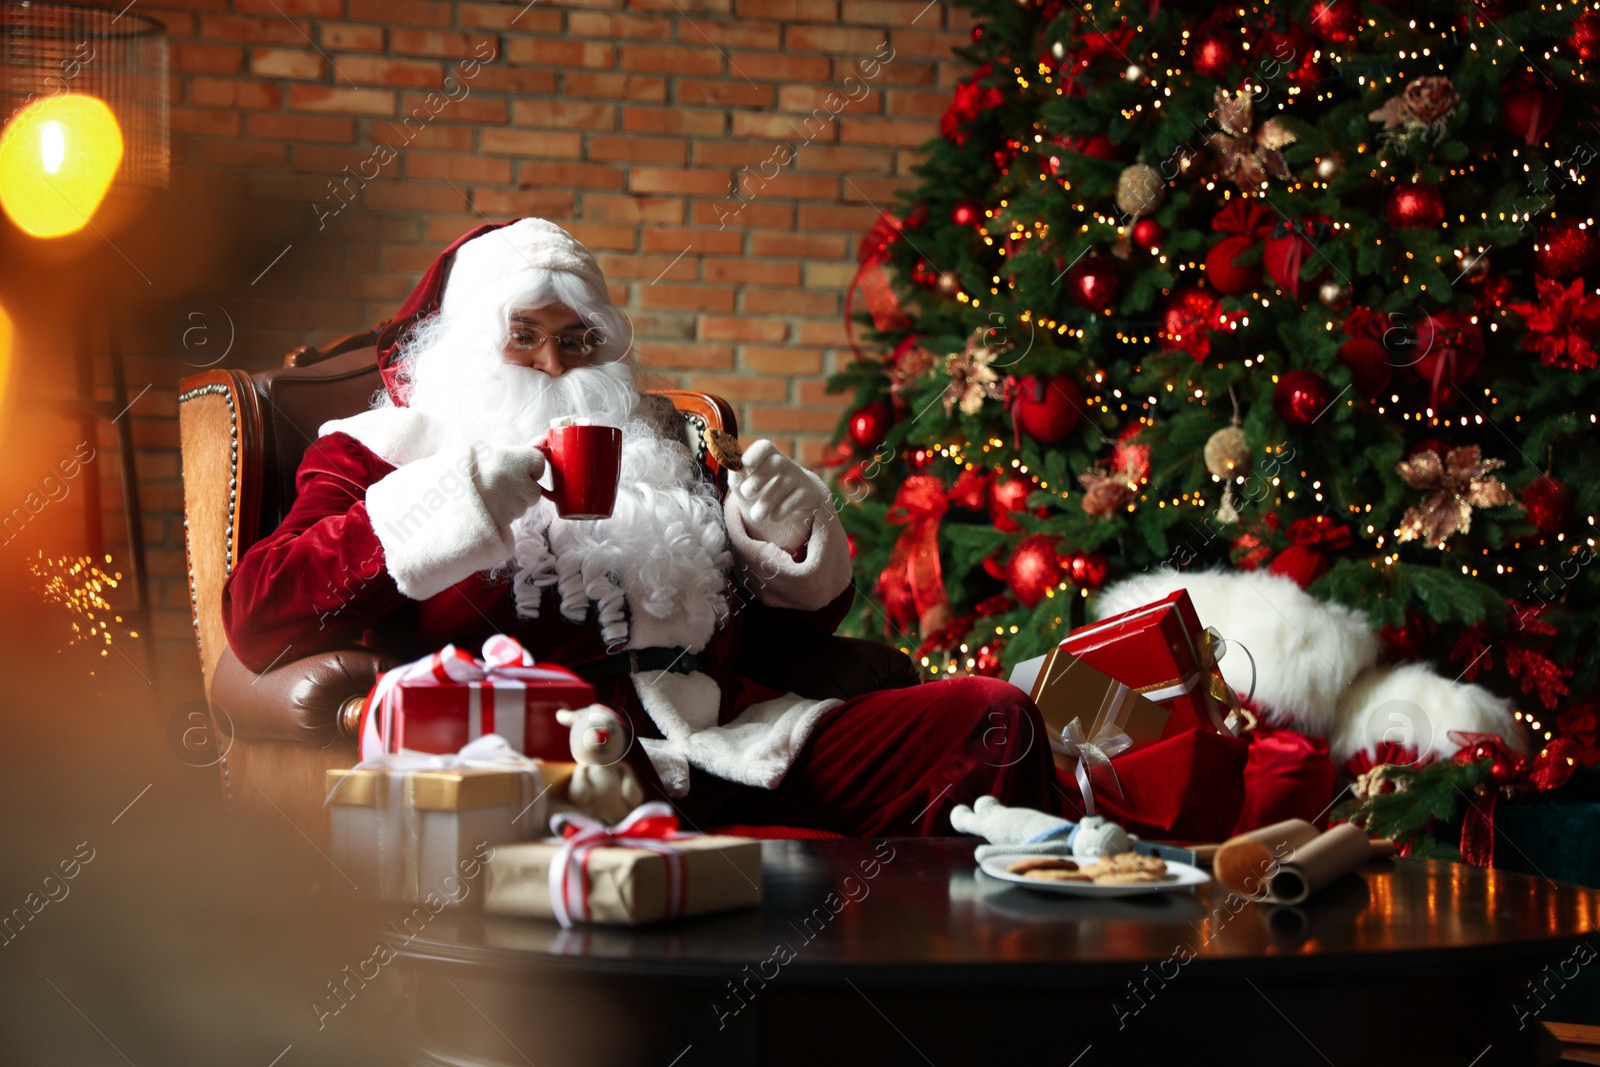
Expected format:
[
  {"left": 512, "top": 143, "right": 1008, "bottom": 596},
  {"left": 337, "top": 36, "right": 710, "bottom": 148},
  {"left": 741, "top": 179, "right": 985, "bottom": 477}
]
[
  {"left": 724, "top": 469, "right": 852, "bottom": 612},
  {"left": 364, "top": 443, "right": 514, "bottom": 601},
  {"left": 1328, "top": 662, "right": 1522, "bottom": 765},
  {"left": 320, "top": 406, "right": 445, "bottom": 468}
]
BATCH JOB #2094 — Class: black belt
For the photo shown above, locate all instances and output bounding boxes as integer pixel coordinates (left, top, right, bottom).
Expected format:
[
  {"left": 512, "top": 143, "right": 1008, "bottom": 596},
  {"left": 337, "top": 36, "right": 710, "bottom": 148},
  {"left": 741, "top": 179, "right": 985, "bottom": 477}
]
[{"left": 577, "top": 647, "right": 701, "bottom": 676}]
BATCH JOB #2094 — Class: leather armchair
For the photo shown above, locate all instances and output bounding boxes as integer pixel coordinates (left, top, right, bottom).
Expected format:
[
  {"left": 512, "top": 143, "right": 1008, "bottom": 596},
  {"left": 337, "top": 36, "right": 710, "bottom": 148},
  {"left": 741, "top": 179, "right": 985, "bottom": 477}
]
[{"left": 179, "top": 326, "right": 917, "bottom": 840}]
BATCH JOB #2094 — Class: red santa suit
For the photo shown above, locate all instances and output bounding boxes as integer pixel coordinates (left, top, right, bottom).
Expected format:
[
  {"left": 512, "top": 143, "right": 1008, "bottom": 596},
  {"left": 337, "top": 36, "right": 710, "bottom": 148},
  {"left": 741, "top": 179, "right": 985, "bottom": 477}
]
[{"left": 223, "top": 219, "right": 1062, "bottom": 836}]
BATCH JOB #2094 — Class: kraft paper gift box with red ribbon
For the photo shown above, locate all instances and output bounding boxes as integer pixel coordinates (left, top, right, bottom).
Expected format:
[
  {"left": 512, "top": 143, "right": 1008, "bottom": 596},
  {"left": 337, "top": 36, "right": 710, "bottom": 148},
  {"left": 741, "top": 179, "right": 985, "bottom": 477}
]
[
  {"left": 1027, "top": 644, "right": 1171, "bottom": 766},
  {"left": 1057, "top": 588, "right": 1247, "bottom": 739},
  {"left": 325, "top": 734, "right": 569, "bottom": 903},
  {"left": 483, "top": 802, "right": 763, "bottom": 927},
  {"left": 357, "top": 634, "right": 595, "bottom": 762}
]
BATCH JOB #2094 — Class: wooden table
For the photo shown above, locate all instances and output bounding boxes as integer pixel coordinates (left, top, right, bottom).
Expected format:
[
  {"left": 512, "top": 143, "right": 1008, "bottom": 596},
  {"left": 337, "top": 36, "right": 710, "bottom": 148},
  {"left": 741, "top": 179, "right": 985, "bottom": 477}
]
[{"left": 390, "top": 839, "right": 1600, "bottom": 1067}]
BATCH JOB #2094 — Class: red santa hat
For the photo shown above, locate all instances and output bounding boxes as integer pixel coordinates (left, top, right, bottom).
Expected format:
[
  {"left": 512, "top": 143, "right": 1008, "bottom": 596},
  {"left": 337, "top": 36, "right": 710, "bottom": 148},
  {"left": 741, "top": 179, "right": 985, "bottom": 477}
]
[{"left": 375, "top": 218, "right": 608, "bottom": 406}]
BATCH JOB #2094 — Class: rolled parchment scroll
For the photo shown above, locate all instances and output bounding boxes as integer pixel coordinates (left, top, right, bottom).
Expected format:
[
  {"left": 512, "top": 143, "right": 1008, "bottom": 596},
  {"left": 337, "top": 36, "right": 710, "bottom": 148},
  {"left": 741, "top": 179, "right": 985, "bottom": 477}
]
[{"left": 1213, "top": 819, "right": 1375, "bottom": 904}]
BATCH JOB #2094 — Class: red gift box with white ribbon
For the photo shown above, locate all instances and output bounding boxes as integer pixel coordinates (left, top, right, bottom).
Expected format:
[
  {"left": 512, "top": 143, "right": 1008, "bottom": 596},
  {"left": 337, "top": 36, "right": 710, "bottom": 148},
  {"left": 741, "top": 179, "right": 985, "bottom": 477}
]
[
  {"left": 358, "top": 634, "right": 596, "bottom": 762},
  {"left": 1058, "top": 589, "right": 1243, "bottom": 739}
]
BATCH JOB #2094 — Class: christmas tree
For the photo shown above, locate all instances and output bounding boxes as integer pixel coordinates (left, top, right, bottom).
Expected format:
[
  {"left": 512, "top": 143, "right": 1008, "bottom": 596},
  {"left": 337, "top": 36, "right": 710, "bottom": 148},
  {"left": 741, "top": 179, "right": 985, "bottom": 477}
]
[{"left": 828, "top": 0, "right": 1600, "bottom": 759}]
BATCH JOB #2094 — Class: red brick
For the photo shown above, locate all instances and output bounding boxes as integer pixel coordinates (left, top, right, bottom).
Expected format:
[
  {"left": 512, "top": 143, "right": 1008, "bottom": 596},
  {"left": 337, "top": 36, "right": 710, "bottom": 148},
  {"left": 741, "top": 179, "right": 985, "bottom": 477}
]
[
  {"left": 777, "top": 84, "right": 878, "bottom": 115},
  {"left": 804, "top": 261, "right": 855, "bottom": 288},
  {"left": 466, "top": 68, "right": 561, "bottom": 94},
  {"left": 743, "top": 348, "right": 826, "bottom": 374},
  {"left": 171, "top": 43, "right": 243, "bottom": 75},
  {"left": 692, "top": 140, "right": 771, "bottom": 168},
  {"left": 458, "top": 2, "right": 563, "bottom": 30},
  {"left": 619, "top": 44, "right": 723, "bottom": 76},
  {"left": 564, "top": 72, "right": 667, "bottom": 101},
  {"left": 234, "top": 0, "right": 342, "bottom": 15},
  {"left": 595, "top": 254, "right": 693, "bottom": 281},
  {"left": 199, "top": 14, "right": 310, "bottom": 45},
  {"left": 880, "top": 59, "right": 938, "bottom": 86},
  {"left": 638, "top": 286, "right": 737, "bottom": 313},
  {"left": 640, "top": 226, "right": 743, "bottom": 255},
  {"left": 348, "top": 0, "right": 451, "bottom": 24},
  {"left": 684, "top": 374, "right": 790, "bottom": 402},
  {"left": 250, "top": 48, "right": 325, "bottom": 80},
  {"left": 170, "top": 107, "right": 241, "bottom": 137},
  {"left": 748, "top": 230, "right": 851, "bottom": 257},
  {"left": 190, "top": 77, "right": 283, "bottom": 110},
  {"left": 403, "top": 91, "right": 507, "bottom": 125},
  {"left": 682, "top": 20, "right": 782, "bottom": 47},
  {"left": 728, "top": 52, "right": 831, "bottom": 81},
  {"left": 288, "top": 85, "right": 396, "bottom": 115},
  {"left": 794, "top": 143, "right": 895, "bottom": 173},
  {"left": 884, "top": 88, "right": 949, "bottom": 118},
  {"left": 732, "top": 112, "right": 832, "bottom": 142},
  {"left": 689, "top": 199, "right": 794, "bottom": 229},
  {"left": 624, "top": 107, "right": 724, "bottom": 136},
  {"left": 744, "top": 289, "right": 837, "bottom": 316},
  {"left": 797, "top": 203, "right": 879, "bottom": 231},
  {"left": 406, "top": 152, "right": 512, "bottom": 183},
  {"left": 290, "top": 144, "right": 366, "bottom": 173},
  {"left": 322, "top": 23, "right": 385, "bottom": 51},
  {"left": 627, "top": 0, "right": 731, "bottom": 12},
  {"left": 798, "top": 380, "right": 852, "bottom": 405},
  {"left": 736, "top": 170, "right": 838, "bottom": 200},
  {"left": 144, "top": 9, "right": 199, "bottom": 38},
  {"left": 197, "top": 140, "right": 288, "bottom": 167},
  {"left": 390, "top": 29, "right": 498, "bottom": 57},
  {"left": 674, "top": 79, "right": 773, "bottom": 108},
  {"left": 364, "top": 182, "right": 474, "bottom": 212},
  {"left": 565, "top": 223, "right": 639, "bottom": 250},
  {"left": 481, "top": 128, "right": 584, "bottom": 157},
  {"left": 637, "top": 342, "right": 735, "bottom": 369},
  {"left": 582, "top": 194, "right": 685, "bottom": 225},
  {"left": 470, "top": 187, "right": 582, "bottom": 216},
  {"left": 735, "top": 0, "right": 838, "bottom": 20},
  {"left": 890, "top": 29, "right": 972, "bottom": 58},
  {"left": 386, "top": 122, "right": 475, "bottom": 151},
  {"left": 838, "top": 117, "right": 934, "bottom": 147},
  {"left": 508, "top": 38, "right": 615, "bottom": 67},
  {"left": 747, "top": 407, "right": 842, "bottom": 433},
  {"left": 249, "top": 113, "right": 358, "bottom": 143},
  {"left": 518, "top": 161, "right": 628, "bottom": 190},
  {"left": 703, "top": 259, "right": 800, "bottom": 286},
  {"left": 700, "top": 316, "right": 788, "bottom": 343},
  {"left": 895, "top": 148, "right": 924, "bottom": 175},
  {"left": 589, "top": 135, "right": 687, "bottom": 165},
  {"left": 842, "top": 0, "right": 932, "bottom": 24},
  {"left": 840, "top": 175, "right": 908, "bottom": 202},
  {"left": 796, "top": 319, "right": 852, "bottom": 346},
  {"left": 786, "top": 25, "right": 888, "bottom": 52},
  {"left": 629, "top": 167, "right": 732, "bottom": 197},
  {"left": 507, "top": 100, "right": 613, "bottom": 129},
  {"left": 336, "top": 55, "right": 444, "bottom": 88},
  {"left": 569, "top": 11, "right": 674, "bottom": 37}
]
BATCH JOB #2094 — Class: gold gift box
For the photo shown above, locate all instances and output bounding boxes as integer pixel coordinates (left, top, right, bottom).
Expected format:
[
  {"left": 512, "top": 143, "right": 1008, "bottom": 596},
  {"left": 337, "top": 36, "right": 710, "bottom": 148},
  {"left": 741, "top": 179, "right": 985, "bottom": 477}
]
[
  {"left": 484, "top": 835, "right": 763, "bottom": 926},
  {"left": 1028, "top": 645, "right": 1170, "bottom": 772},
  {"left": 324, "top": 762, "right": 575, "bottom": 811}
]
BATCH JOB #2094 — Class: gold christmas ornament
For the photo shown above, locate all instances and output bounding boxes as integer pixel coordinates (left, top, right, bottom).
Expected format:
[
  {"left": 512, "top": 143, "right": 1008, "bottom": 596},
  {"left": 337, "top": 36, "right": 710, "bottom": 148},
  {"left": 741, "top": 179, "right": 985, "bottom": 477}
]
[
  {"left": 1319, "top": 281, "right": 1353, "bottom": 309},
  {"left": 1115, "top": 163, "right": 1165, "bottom": 217},
  {"left": 1394, "top": 445, "right": 1516, "bottom": 547},
  {"left": 943, "top": 326, "right": 1006, "bottom": 415},
  {"left": 1455, "top": 249, "right": 1491, "bottom": 282},
  {"left": 936, "top": 270, "right": 960, "bottom": 294},
  {"left": 1206, "top": 88, "right": 1294, "bottom": 191},
  {"left": 1315, "top": 155, "right": 1345, "bottom": 182},
  {"left": 1204, "top": 426, "right": 1252, "bottom": 478}
]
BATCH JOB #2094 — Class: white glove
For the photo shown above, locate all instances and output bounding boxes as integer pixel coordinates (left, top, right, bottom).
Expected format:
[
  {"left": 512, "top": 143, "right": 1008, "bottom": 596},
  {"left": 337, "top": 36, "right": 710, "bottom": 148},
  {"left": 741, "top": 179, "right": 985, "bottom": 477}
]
[
  {"left": 728, "top": 439, "right": 825, "bottom": 554},
  {"left": 472, "top": 443, "right": 545, "bottom": 530}
]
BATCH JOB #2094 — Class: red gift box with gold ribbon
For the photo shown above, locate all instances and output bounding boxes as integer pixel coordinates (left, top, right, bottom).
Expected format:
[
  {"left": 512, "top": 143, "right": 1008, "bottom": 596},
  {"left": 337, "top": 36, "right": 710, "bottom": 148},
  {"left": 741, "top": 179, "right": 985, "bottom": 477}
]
[{"left": 1059, "top": 589, "right": 1243, "bottom": 740}]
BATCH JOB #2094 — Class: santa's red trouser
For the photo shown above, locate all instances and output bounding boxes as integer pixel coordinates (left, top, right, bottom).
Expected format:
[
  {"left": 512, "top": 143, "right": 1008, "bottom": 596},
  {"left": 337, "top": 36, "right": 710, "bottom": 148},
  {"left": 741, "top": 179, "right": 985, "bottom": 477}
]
[{"left": 672, "top": 677, "right": 1066, "bottom": 837}]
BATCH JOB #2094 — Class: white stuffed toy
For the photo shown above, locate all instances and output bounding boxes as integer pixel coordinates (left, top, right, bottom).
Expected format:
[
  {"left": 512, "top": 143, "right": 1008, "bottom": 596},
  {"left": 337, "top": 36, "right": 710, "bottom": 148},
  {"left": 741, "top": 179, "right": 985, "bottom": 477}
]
[
  {"left": 951, "top": 796, "right": 1136, "bottom": 859},
  {"left": 1093, "top": 567, "right": 1524, "bottom": 763},
  {"left": 558, "top": 704, "right": 644, "bottom": 826}
]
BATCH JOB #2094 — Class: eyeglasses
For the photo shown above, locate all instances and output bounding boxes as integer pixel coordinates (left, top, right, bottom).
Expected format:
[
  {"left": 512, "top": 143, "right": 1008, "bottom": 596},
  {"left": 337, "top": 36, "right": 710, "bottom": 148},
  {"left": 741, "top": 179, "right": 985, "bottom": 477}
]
[{"left": 509, "top": 326, "right": 605, "bottom": 359}]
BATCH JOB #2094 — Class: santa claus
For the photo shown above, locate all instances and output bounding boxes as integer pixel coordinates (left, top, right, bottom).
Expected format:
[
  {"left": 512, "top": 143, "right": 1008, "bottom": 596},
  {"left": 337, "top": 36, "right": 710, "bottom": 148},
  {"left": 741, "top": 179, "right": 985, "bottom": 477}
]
[{"left": 223, "top": 218, "right": 1062, "bottom": 835}]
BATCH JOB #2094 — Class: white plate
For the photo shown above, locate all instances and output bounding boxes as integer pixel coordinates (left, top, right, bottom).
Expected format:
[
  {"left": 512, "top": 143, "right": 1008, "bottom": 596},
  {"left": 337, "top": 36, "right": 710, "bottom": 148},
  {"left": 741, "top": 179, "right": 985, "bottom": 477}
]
[{"left": 978, "top": 854, "right": 1211, "bottom": 897}]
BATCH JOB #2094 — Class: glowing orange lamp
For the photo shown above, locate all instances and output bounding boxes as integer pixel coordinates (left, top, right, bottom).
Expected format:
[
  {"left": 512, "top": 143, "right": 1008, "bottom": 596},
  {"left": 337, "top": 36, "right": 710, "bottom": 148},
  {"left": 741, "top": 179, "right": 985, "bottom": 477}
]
[{"left": 0, "top": 92, "right": 124, "bottom": 238}]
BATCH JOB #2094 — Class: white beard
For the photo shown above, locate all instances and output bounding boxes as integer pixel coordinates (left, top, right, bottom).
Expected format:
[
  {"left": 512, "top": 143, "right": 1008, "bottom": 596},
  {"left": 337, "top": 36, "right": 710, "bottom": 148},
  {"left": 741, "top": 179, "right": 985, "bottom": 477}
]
[{"left": 403, "top": 342, "right": 733, "bottom": 653}]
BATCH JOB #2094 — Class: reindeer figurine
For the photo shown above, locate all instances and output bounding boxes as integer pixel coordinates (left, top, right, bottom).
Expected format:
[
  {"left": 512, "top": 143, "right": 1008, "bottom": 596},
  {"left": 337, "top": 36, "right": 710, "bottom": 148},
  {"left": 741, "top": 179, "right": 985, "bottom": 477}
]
[{"left": 557, "top": 704, "right": 644, "bottom": 826}]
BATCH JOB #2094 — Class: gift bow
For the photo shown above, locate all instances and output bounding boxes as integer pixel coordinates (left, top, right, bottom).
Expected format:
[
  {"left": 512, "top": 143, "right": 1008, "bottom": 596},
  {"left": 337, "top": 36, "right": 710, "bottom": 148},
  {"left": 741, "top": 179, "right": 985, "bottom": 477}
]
[
  {"left": 360, "top": 634, "right": 578, "bottom": 760},
  {"left": 1449, "top": 731, "right": 1580, "bottom": 867},
  {"left": 1050, "top": 716, "right": 1131, "bottom": 816},
  {"left": 547, "top": 801, "right": 693, "bottom": 928},
  {"left": 1136, "top": 627, "right": 1255, "bottom": 736},
  {"left": 879, "top": 474, "right": 954, "bottom": 638},
  {"left": 846, "top": 209, "right": 913, "bottom": 358}
]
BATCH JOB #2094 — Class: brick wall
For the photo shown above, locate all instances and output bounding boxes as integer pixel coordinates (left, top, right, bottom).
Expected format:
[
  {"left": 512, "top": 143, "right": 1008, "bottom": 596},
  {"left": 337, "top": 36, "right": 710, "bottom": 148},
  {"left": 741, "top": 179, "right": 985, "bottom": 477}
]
[{"left": 29, "top": 0, "right": 973, "bottom": 697}]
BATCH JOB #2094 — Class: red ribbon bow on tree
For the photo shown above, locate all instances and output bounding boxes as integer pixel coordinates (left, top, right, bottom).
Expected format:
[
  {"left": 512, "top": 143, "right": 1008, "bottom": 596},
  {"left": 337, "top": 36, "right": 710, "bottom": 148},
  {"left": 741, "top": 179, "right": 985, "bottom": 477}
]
[
  {"left": 878, "top": 474, "right": 954, "bottom": 640},
  {"left": 1268, "top": 515, "right": 1352, "bottom": 589},
  {"left": 846, "top": 209, "right": 918, "bottom": 359},
  {"left": 1450, "top": 732, "right": 1581, "bottom": 867}
]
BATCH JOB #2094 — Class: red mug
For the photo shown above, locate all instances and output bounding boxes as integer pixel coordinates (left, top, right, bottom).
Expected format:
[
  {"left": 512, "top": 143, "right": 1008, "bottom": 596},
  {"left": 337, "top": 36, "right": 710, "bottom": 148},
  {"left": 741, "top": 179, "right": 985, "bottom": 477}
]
[{"left": 540, "top": 421, "right": 622, "bottom": 520}]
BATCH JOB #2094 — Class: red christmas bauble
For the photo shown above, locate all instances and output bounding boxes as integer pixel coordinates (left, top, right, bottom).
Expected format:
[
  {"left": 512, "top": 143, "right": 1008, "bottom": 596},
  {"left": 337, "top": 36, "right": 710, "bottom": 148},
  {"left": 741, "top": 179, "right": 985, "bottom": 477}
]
[
  {"left": 1475, "top": 274, "right": 1514, "bottom": 313},
  {"left": 1522, "top": 475, "right": 1572, "bottom": 536},
  {"left": 1160, "top": 287, "right": 1226, "bottom": 361},
  {"left": 1380, "top": 612, "right": 1430, "bottom": 662},
  {"left": 911, "top": 258, "right": 938, "bottom": 287},
  {"left": 1534, "top": 218, "right": 1600, "bottom": 282},
  {"left": 990, "top": 474, "right": 1033, "bottom": 534},
  {"left": 951, "top": 202, "right": 981, "bottom": 227},
  {"left": 846, "top": 532, "right": 858, "bottom": 559},
  {"left": 1232, "top": 531, "right": 1272, "bottom": 570},
  {"left": 1386, "top": 181, "right": 1444, "bottom": 230},
  {"left": 1191, "top": 25, "right": 1241, "bottom": 79},
  {"left": 1308, "top": 0, "right": 1360, "bottom": 41},
  {"left": 974, "top": 645, "right": 1003, "bottom": 676},
  {"left": 982, "top": 549, "right": 1009, "bottom": 581},
  {"left": 1410, "top": 312, "right": 1484, "bottom": 400},
  {"left": 1337, "top": 337, "right": 1392, "bottom": 400},
  {"left": 1205, "top": 234, "right": 1260, "bottom": 295},
  {"left": 1500, "top": 85, "right": 1563, "bottom": 145},
  {"left": 1065, "top": 551, "right": 1110, "bottom": 589},
  {"left": 1013, "top": 373, "right": 1084, "bottom": 444},
  {"left": 1007, "top": 534, "right": 1063, "bottom": 609},
  {"left": 1066, "top": 256, "right": 1120, "bottom": 311},
  {"left": 1131, "top": 218, "right": 1165, "bottom": 250},
  {"left": 1488, "top": 758, "right": 1515, "bottom": 787},
  {"left": 1274, "top": 369, "right": 1333, "bottom": 429},
  {"left": 848, "top": 401, "right": 892, "bottom": 451},
  {"left": 1571, "top": 11, "right": 1600, "bottom": 63}
]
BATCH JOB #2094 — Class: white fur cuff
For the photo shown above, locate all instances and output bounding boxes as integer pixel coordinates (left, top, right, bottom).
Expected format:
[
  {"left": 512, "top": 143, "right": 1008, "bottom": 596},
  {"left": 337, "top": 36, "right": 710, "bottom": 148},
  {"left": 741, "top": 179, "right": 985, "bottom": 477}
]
[
  {"left": 724, "top": 470, "right": 852, "bottom": 612},
  {"left": 365, "top": 444, "right": 515, "bottom": 601}
]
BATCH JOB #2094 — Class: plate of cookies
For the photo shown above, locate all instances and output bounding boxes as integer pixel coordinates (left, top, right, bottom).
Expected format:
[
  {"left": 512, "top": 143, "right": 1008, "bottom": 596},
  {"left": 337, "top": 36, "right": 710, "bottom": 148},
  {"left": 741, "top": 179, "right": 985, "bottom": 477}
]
[{"left": 979, "top": 852, "right": 1210, "bottom": 897}]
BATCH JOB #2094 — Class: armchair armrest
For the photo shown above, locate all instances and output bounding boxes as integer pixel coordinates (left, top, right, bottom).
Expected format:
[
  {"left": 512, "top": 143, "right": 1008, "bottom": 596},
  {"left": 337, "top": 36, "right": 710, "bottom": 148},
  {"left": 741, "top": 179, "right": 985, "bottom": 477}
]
[{"left": 211, "top": 645, "right": 400, "bottom": 747}]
